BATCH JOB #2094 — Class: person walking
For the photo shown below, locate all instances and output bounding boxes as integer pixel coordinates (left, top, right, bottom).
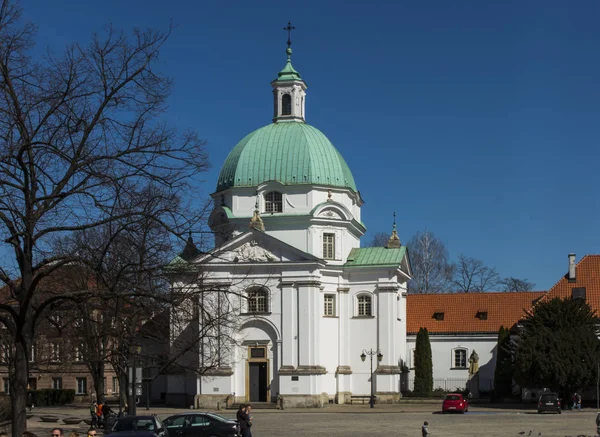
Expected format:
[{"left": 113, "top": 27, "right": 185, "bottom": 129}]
[
  {"left": 576, "top": 393, "right": 582, "bottom": 411},
  {"left": 422, "top": 421, "right": 430, "bottom": 437},
  {"left": 90, "top": 401, "right": 98, "bottom": 427}
]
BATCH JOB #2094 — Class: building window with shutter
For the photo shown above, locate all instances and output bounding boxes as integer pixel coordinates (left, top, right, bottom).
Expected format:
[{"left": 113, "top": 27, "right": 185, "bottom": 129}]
[
  {"left": 76, "top": 377, "right": 87, "bottom": 395},
  {"left": 324, "top": 294, "right": 335, "bottom": 316},
  {"left": 52, "top": 377, "right": 62, "bottom": 390},
  {"left": 113, "top": 377, "right": 119, "bottom": 394},
  {"left": 323, "top": 233, "right": 335, "bottom": 260},
  {"left": 51, "top": 343, "right": 60, "bottom": 362},
  {"left": 2, "top": 379, "right": 9, "bottom": 394},
  {"left": 265, "top": 191, "right": 283, "bottom": 213}
]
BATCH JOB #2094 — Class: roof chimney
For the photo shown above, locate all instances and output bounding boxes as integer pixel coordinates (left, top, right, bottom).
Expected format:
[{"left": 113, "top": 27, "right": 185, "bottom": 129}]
[{"left": 568, "top": 253, "right": 576, "bottom": 282}]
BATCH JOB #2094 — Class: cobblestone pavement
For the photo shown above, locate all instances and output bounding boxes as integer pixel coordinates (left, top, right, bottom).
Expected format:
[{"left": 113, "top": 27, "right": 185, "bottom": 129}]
[{"left": 26, "top": 404, "right": 599, "bottom": 437}]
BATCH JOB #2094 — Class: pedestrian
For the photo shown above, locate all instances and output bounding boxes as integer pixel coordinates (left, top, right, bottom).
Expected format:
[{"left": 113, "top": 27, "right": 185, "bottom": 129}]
[
  {"left": 96, "top": 401, "right": 104, "bottom": 427},
  {"left": 596, "top": 412, "right": 600, "bottom": 435},
  {"left": 68, "top": 432, "right": 79, "bottom": 437},
  {"left": 571, "top": 393, "right": 577, "bottom": 411},
  {"left": 22, "top": 432, "right": 38, "bottom": 437},
  {"left": 237, "top": 404, "right": 251, "bottom": 437},
  {"left": 422, "top": 421, "right": 429, "bottom": 437},
  {"left": 576, "top": 393, "right": 582, "bottom": 411},
  {"left": 90, "top": 401, "right": 98, "bottom": 427},
  {"left": 86, "top": 428, "right": 97, "bottom": 437},
  {"left": 246, "top": 405, "right": 253, "bottom": 437},
  {"left": 50, "top": 428, "right": 63, "bottom": 437}
]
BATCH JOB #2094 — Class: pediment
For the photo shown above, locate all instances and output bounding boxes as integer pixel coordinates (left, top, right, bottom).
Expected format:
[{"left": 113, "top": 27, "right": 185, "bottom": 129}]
[
  {"left": 196, "top": 230, "right": 323, "bottom": 265},
  {"left": 317, "top": 208, "right": 343, "bottom": 220}
]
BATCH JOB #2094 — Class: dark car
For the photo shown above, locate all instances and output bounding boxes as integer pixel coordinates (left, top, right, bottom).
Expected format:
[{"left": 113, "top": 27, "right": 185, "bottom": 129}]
[
  {"left": 108, "top": 415, "right": 169, "bottom": 437},
  {"left": 537, "top": 392, "right": 562, "bottom": 414},
  {"left": 442, "top": 393, "right": 469, "bottom": 413},
  {"left": 163, "top": 412, "right": 239, "bottom": 437}
]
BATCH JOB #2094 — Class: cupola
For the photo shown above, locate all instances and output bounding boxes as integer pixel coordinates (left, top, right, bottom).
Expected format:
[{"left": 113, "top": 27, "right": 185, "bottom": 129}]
[{"left": 271, "top": 31, "right": 307, "bottom": 123}]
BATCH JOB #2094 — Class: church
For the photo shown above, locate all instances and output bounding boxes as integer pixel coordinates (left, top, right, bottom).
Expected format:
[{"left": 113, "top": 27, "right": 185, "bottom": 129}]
[{"left": 167, "top": 42, "right": 412, "bottom": 408}]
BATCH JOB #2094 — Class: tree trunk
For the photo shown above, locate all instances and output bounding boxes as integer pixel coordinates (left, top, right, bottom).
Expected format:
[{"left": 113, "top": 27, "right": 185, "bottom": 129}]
[
  {"left": 90, "top": 360, "right": 105, "bottom": 403},
  {"left": 11, "top": 338, "right": 30, "bottom": 437},
  {"left": 118, "top": 370, "right": 129, "bottom": 411}
]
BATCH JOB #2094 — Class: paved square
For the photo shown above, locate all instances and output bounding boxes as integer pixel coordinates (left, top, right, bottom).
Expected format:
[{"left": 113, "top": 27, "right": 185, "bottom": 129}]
[{"left": 26, "top": 404, "right": 599, "bottom": 437}]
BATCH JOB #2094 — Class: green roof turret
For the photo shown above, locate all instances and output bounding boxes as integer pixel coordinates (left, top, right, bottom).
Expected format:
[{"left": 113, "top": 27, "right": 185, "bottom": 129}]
[{"left": 276, "top": 47, "right": 303, "bottom": 82}]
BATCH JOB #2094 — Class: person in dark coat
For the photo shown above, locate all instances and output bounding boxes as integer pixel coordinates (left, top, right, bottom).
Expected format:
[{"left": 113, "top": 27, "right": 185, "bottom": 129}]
[{"left": 237, "top": 404, "right": 251, "bottom": 437}]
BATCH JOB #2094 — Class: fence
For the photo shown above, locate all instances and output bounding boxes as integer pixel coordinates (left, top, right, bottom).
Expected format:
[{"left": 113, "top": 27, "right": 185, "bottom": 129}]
[{"left": 402, "top": 376, "right": 494, "bottom": 394}]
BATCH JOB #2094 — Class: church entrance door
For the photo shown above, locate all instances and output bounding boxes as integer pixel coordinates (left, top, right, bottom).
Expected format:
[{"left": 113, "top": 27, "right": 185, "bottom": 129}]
[
  {"left": 248, "top": 362, "right": 267, "bottom": 402},
  {"left": 247, "top": 346, "right": 269, "bottom": 402}
]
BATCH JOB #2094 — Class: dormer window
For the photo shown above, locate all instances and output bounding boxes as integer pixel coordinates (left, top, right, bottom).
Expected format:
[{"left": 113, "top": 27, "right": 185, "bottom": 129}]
[
  {"left": 265, "top": 191, "right": 283, "bottom": 213},
  {"left": 476, "top": 311, "right": 488, "bottom": 320},
  {"left": 433, "top": 312, "right": 444, "bottom": 321},
  {"left": 282, "top": 94, "right": 292, "bottom": 116}
]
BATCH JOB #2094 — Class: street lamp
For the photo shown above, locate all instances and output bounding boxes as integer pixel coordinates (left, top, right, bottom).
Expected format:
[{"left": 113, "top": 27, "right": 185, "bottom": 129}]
[
  {"left": 128, "top": 344, "right": 142, "bottom": 416},
  {"left": 360, "top": 348, "right": 383, "bottom": 408}
]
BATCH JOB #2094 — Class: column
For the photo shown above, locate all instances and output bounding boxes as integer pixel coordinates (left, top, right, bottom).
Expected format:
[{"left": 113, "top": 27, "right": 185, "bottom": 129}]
[{"left": 375, "top": 284, "right": 401, "bottom": 402}]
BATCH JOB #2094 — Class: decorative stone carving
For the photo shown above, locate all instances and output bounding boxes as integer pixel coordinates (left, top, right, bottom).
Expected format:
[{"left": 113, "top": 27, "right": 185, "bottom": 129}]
[{"left": 237, "top": 241, "right": 276, "bottom": 262}]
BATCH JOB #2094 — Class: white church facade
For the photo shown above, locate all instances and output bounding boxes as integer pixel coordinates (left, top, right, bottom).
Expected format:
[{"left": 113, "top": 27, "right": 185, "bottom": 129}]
[{"left": 168, "top": 44, "right": 411, "bottom": 408}]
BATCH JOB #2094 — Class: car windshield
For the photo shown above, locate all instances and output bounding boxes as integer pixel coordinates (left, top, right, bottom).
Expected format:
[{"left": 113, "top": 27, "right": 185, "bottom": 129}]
[
  {"left": 540, "top": 394, "right": 556, "bottom": 401},
  {"left": 113, "top": 418, "right": 155, "bottom": 432},
  {"left": 445, "top": 395, "right": 461, "bottom": 400}
]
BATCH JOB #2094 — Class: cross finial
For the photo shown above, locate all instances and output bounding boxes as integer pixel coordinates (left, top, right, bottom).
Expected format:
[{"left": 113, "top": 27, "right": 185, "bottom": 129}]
[
  {"left": 393, "top": 212, "right": 397, "bottom": 229},
  {"left": 283, "top": 21, "right": 295, "bottom": 48}
]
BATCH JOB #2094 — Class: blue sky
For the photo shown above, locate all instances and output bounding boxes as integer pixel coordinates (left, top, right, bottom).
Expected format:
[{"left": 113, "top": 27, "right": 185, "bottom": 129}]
[{"left": 19, "top": 0, "right": 600, "bottom": 290}]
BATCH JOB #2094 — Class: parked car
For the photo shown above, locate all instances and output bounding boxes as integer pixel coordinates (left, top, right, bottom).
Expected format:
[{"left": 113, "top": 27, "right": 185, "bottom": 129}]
[
  {"left": 108, "top": 415, "right": 169, "bottom": 437},
  {"left": 163, "top": 412, "right": 240, "bottom": 437},
  {"left": 537, "top": 392, "right": 562, "bottom": 414},
  {"left": 442, "top": 393, "right": 469, "bottom": 413}
]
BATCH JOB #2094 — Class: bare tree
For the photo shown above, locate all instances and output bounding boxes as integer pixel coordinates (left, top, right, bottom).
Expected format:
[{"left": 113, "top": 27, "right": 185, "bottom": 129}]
[
  {"left": 406, "top": 230, "right": 451, "bottom": 293},
  {"left": 449, "top": 255, "right": 501, "bottom": 292},
  {"left": 366, "top": 232, "right": 390, "bottom": 247},
  {"left": 500, "top": 277, "right": 535, "bottom": 292},
  {"left": 0, "top": 1, "right": 209, "bottom": 433}
]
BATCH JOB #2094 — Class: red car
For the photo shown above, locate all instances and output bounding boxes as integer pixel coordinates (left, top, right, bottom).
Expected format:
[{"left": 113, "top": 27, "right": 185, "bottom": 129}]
[{"left": 442, "top": 393, "right": 469, "bottom": 413}]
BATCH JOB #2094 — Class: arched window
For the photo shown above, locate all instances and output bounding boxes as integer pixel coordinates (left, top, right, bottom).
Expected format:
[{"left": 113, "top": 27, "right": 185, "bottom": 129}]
[
  {"left": 282, "top": 94, "right": 292, "bottom": 116},
  {"left": 265, "top": 191, "right": 283, "bottom": 213},
  {"left": 357, "top": 294, "right": 372, "bottom": 317},
  {"left": 247, "top": 288, "right": 269, "bottom": 313}
]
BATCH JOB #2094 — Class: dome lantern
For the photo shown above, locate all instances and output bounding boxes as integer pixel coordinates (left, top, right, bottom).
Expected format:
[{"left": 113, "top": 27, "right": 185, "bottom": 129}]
[{"left": 271, "top": 24, "right": 307, "bottom": 123}]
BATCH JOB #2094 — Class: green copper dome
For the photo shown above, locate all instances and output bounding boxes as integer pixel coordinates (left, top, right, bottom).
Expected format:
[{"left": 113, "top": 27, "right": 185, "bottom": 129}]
[{"left": 216, "top": 122, "right": 357, "bottom": 192}]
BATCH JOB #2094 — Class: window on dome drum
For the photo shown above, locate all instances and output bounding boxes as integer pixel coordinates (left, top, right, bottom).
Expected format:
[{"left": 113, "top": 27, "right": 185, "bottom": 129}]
[
  {"left": 247, "top": 288, "right": 269, "bottom": 313},
  {"left": 357, "top": 295, "right": 372, "bottom": 317},
  {"left": 324, "top": 294, "right": 335, "bottom": 316},
  {"left": 453, "top": 349, "right": 467, "bottom": 368},
  {"left": 323, "top": 233, "right": 335, "bottom": 259},
  {"left": 282, "top": 94, "right": 292, "bottom": 115},
  {"left": 265, "top": 191, "right": 283, "bottom": 213}
]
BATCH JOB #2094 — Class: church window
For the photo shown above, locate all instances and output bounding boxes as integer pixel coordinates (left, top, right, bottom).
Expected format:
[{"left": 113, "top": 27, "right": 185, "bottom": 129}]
[
  {"left": 324, "top": 294, "right": 335, "bottom": 316},
  {"left": 247, "top": 288, "right": 269, "bottom": 313},
  {"left": 265, "top": 191, "right": 283, "bottom": 213},
  {"left": 453, "top": 348, "right": 468, "bottom": 369},
  {"left": 323, "top": 233, "right": 335, "bottom": 259},
  {"left": 357, "top": 295, "right": 372, "bottom": 317},
  {"left": 282, "top": 94, "right": 292, "bottom": 116}
]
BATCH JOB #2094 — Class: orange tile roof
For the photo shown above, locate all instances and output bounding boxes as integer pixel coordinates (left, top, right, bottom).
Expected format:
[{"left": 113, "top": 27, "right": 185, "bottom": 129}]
[
  {"left": 536, "top": 255, "right": 600, "bottom": 313},
  {"left": 406, "top": 291, "right": 547, "bottom": 334}
]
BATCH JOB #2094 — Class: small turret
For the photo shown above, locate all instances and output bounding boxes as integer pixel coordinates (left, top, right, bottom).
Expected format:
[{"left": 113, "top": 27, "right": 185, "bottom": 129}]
[{"left": 387, "top": 213, "right": 401, "bottom": 249}]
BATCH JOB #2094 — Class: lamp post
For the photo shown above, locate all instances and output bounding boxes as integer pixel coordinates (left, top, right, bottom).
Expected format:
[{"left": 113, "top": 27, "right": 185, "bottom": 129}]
[
  {"left": 360, "top": 349, "right": 383, "bottom": 408},
  {"left": 128, "top": 344, "right": 142, "bottom": 416}
]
